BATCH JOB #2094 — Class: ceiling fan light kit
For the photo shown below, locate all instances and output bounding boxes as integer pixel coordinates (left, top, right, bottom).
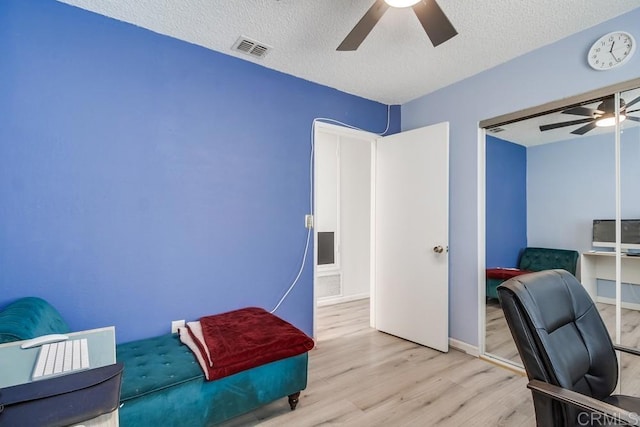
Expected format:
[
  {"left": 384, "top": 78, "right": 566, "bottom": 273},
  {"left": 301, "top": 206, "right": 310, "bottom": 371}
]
[
  {"left": 385, "top": 0, "right": 421, "bottom": 7},
  {"left": 595, "top": 114, "right": 626, "bottom": 128}
]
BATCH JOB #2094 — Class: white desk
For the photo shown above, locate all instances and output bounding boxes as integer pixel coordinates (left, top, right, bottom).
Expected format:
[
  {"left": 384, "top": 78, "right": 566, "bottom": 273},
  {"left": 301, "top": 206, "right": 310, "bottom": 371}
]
[
  {"left": 0, "top": 327, "right": 119, "bottom": 427},
  {"left": 580, "top": 252, "right": 640, "bottom": 302}
]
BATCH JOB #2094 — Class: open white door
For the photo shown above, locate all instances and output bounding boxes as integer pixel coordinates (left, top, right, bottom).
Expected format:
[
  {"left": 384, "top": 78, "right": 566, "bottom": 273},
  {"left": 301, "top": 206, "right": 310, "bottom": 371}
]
[{"left": 373, "top": 123, "right": 449, "bottom": 352}]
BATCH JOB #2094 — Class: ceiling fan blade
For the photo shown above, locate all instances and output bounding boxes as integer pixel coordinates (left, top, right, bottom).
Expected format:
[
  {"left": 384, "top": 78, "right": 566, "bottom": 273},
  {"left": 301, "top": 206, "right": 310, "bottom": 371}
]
[
  {"left": 626, "top": 116, "right": 640, "bottom": 122},
  {"left": 413, "top": 0, "right": 458, "bottom": 47},
  {"left": 337, "top": 0, "right": 389, "bottom": 51},
  {"left": 627, "top": 109, "right": 640, "bottom": 114},
  {"left": 571, "top": 121, "right": 598, "bottom": 135},
  {"left": 562, "top": 106, "right": 600, "bottom": 117},
  {"left": 539, "top": 118, "right": 594, "bottom": 132},
  {"left": 625, "top": 95, "right": 640, "bottom": 109}
]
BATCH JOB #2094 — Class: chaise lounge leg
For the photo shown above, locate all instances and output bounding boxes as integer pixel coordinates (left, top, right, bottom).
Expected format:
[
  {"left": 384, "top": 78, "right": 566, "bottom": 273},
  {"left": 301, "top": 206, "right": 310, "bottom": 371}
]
[{"left": 288, "top": 392, "right": 301, "bottom": 410}]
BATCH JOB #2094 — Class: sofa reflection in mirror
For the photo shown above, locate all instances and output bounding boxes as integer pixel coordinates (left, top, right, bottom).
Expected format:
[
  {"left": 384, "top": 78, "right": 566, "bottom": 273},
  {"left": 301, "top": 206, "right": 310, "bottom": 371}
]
[{"left": 486, "top": 247, "right": 579, "bottom": 300}]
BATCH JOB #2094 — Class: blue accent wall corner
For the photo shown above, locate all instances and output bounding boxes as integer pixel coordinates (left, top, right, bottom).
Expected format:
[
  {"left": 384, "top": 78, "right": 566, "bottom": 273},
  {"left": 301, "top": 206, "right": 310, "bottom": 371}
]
[
  {"left": 0, "top": 0, "right": 396, "bottom": 343},
  {"left": 485, "top": 136, "right": 527, "bottom": 268}
]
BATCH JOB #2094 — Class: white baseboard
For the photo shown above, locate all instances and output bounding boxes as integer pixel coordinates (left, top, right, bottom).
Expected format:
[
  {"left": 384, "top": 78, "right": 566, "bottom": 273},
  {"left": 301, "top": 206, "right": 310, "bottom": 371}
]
[
  {"left": 449, "top": 338, "right": 479, "bottom": 357},
  {"left": 596, "top": 296, "right": 640, "bottom": 311},
  {"left": 317, "top": 293, "right": 369, "bottom": 307}
]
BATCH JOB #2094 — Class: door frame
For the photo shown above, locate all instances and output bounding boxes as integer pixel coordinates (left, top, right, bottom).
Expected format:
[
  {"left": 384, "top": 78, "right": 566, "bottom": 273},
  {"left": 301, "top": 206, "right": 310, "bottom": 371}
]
[
  {"left": 477, "top": 127, "right": 487, "bottom": 358},
  {"left": 312, "top": 122, "right": 378, "bottom": 339},
  {"left": 314, "top": 121, "right": 451, "bottom": 346}
]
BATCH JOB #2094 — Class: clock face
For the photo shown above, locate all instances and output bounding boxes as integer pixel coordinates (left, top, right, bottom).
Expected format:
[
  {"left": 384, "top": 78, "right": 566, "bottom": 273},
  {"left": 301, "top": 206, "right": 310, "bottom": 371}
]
[{"left": 588, "top": 31, "right": 636, "bottom": 70}]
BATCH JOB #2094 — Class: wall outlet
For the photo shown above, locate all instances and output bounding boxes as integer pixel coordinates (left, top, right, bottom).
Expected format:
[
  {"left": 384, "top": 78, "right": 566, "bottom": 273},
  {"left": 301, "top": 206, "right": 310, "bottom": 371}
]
[
  {"left": 305, "top": 214, "right": 314, "bottom": 229},
  {"left": 171, "top": 319, "right": 185, "bottom": 334}
]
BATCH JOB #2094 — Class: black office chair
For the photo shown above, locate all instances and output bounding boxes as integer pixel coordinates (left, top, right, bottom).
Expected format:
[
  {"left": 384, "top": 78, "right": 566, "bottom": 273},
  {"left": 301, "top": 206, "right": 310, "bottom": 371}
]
[{"left": 498, "top": 269, "right": 640, "bottom": 426}]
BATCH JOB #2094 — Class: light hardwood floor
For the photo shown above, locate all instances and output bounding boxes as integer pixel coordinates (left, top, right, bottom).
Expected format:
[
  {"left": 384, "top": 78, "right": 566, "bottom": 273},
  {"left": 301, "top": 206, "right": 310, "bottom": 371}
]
[
  {"left": 485, "top": 299, "right": 522, "bottom": 366},
  {"left": 220, "top": 299, "right": 535, "bottom": 426}
]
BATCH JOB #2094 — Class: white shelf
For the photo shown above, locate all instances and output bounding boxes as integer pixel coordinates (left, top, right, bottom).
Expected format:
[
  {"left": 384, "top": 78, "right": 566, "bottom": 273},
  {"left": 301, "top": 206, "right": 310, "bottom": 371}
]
[{"left": 580, "top": 252, "right": 640, "bottom": 301}]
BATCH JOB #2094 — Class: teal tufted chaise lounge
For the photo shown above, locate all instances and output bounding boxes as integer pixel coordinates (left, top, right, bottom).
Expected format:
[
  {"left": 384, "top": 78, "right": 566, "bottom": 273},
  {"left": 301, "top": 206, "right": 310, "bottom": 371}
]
[
  {"left": 0, "top": 297, "right": 309, "bottom": 426},
  {"left": 485, "top": 247, "right": 579, "bottom": 299}
]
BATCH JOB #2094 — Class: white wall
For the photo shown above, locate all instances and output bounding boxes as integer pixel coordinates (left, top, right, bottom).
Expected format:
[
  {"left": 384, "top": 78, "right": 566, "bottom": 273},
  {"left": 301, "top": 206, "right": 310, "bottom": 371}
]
[
  {"left": 401, "top": 8, "right": 640, "bottom": 346},
  {"left": 315, "top": 127, "right": 372, "bottom": 303},
  {"left": 315, "top": 132, "right": 339, "bottom": 243},
  {"left": 340, "top": 134, "right": 372, "bottom": 300}
]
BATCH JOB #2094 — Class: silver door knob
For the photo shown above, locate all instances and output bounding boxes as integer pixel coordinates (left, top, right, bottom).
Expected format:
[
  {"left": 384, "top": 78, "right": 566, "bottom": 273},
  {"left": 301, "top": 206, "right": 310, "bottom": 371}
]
[{"left": 433, "top": 245, "right": 444, "bottom": 253}]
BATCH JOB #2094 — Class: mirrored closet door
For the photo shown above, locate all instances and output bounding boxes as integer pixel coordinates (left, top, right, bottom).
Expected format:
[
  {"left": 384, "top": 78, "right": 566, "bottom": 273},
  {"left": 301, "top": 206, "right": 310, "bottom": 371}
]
[
  {"left": 482, "top": 79, "right": 640, "bottom": 370},
  {"left": 619, "top": 86, "right": 640, "bottom": 395}
]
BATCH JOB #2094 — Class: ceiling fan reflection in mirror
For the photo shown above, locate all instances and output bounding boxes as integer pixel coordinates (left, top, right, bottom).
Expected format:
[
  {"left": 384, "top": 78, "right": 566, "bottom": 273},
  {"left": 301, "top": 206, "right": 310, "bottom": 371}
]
[
  {"left": 539, "top": 95, "right": 640, "bottom": 135},
  {"left": 337, "top": 0, "right": 457, "bottom": 51}
]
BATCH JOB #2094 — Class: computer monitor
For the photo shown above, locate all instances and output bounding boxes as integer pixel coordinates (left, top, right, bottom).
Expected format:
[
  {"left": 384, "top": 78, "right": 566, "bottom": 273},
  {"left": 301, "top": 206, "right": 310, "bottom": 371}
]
[{"left": 592, "top": 219, "right": 640, "bottom": 251}]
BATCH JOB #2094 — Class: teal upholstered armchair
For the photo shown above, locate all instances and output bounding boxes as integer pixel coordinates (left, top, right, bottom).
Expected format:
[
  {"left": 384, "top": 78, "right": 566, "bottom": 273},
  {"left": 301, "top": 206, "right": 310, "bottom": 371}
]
[{"left": 486, "top": 247, "right": 579, "bottom": 299}]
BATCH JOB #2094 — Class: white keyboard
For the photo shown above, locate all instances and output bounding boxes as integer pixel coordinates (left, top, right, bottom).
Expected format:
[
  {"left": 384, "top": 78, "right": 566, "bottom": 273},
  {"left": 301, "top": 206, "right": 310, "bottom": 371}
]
[{"left": 32, "top": 338, "right": 90, "bottom": 380}]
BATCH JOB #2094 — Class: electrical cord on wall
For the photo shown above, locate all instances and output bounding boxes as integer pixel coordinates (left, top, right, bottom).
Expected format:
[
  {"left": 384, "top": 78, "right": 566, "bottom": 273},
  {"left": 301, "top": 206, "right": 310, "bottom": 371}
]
[{"left": 270, "top": 105, "right": 392, "bottom": 314}]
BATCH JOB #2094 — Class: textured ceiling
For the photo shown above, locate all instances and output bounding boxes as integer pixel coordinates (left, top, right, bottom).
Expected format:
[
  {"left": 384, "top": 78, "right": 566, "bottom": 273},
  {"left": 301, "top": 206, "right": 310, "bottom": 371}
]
[
  {"left": 57, "top": 0, "right": 640, "bottom": 105},
  {"left": 489, "top": 88, "right": 640, "bottom": 147}
]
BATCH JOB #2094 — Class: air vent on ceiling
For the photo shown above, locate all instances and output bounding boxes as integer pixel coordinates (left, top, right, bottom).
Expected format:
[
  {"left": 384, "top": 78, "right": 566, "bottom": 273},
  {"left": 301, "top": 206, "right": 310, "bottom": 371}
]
[
  {"left": 232, "top": 36, "right": 271, "bottom": 59},
  {"left": 487, "top": 127, "right": 505, "bottom": 133}
]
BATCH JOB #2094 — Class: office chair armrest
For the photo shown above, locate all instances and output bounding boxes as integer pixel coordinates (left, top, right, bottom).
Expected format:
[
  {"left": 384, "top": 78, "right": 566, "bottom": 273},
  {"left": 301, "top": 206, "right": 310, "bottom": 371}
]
[
  {"left": 614, "top": 344, "right": 640, "bottom": 358},
  {"left": 527, "top": 380, "right": 639, "bottom": 425}
]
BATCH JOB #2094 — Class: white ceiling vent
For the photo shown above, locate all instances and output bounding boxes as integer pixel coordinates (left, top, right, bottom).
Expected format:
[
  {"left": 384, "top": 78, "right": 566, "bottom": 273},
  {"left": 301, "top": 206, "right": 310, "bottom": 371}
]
[
  {"left": 232, "top": 36, "right": 271, "bottom": 59},
  {"left": 487, "top": 127, "right": 505, "bottom": 133}
]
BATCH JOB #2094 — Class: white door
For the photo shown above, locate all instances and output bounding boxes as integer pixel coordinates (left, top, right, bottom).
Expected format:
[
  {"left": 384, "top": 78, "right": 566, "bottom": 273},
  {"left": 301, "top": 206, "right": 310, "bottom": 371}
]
[{"left": 373, "top": 123, "right": 449, "bottom": 352}]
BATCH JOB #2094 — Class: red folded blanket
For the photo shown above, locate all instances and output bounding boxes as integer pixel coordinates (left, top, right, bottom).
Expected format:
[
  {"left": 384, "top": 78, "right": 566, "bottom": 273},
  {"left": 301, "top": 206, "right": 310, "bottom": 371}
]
[
  {"left": 486, "top": 267, "right": 532, "bottom": 280},
  {"left": 180, "top": 307, "right": 314, "bottom": 381}
]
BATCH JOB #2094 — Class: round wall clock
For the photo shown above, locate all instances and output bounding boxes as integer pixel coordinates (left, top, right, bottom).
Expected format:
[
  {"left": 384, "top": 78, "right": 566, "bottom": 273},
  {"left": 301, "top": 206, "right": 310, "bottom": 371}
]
[
  {"left": 587, "top": 31, "right": 636, "bottom": 70},
  {"left": 587, "top": 31, "right": 636, "bottom": 71}
]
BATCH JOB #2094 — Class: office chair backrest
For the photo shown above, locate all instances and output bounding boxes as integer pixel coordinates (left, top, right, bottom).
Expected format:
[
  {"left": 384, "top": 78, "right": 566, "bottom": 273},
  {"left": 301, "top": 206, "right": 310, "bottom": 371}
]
[{"left": 498, "top": 269, "right": 619, "bottom": 426}]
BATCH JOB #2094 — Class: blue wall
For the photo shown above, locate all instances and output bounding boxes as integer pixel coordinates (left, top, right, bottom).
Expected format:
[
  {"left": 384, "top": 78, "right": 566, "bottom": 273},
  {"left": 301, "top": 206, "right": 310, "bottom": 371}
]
[
  {"left": 402, "top": 7, "right": 640, "bottom": 346},
  {"left": 528, "top": 127, "right": 640, "bottom": 302},
  {"left": 0, "top": 0, "right": 399, "bottom": 343},
  {"left": 485, "top": 136, "right": 527, "bottom": 268},
  {"left": 528, "top": 127, "right": 640, "bottom": 251},
  {"left": 528, "top": 131, "right": 614, "bottom": 250}
]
